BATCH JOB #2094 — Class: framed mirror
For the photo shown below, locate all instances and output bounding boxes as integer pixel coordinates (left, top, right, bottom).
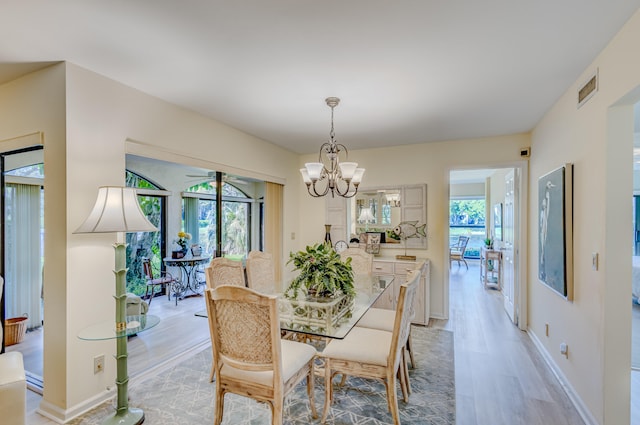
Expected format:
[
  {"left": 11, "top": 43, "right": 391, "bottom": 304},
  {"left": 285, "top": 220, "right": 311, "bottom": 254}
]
[{"left": 347, "top": 184, "right": 427, "bottom": 249}]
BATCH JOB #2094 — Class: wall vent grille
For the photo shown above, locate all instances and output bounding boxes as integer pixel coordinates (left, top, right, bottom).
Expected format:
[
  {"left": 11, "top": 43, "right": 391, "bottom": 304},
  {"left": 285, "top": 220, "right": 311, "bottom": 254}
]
[{"left": 578, "top": 69, "right": 598, "bottom": 108}]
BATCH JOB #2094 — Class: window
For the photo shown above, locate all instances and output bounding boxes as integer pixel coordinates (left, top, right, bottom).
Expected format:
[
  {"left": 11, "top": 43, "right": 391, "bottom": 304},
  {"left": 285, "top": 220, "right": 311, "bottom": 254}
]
[
  {"left": 183, "top": 180, "right": 252, "bottom": 260},
  {"left": 449, "top": 198, "right": 486, "bottom": 259},
  {"left": 126, "top": 171, "right": 167, "bottom": 296}
]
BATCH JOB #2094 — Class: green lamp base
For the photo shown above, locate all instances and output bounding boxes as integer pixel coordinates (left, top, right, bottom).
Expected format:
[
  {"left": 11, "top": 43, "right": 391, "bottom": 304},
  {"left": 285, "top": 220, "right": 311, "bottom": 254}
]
[{"left": 101, "top": 407, "right": 144, "bottom": 425}]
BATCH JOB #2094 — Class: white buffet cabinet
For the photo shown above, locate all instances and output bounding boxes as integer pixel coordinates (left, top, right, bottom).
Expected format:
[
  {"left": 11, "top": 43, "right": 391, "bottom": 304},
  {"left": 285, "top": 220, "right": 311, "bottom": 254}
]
[{"left": 371, "top": 257, "right": 430, "bottom": 326}]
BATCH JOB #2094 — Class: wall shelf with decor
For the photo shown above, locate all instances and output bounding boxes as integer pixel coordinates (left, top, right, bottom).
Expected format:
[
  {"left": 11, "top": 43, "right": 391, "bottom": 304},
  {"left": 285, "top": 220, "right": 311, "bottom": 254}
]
[{"left": 480, "top": 247, "right": 502, "bottom": 290}]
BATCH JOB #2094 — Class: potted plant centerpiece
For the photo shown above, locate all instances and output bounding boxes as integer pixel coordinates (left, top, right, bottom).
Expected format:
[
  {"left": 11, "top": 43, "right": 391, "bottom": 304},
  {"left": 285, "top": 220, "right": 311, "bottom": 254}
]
[
  {"left": 281, "top": 243, "right": 356, "bottom": 332},
  {"left": 285, "top": 242, "right": 355, "bottom": 300}
]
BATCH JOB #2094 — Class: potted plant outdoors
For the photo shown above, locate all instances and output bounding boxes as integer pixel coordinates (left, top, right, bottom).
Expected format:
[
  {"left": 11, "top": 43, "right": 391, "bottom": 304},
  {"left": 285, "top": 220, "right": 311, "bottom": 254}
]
[{"left": 285, "top": 242, "right": 355, "bottom": 300}]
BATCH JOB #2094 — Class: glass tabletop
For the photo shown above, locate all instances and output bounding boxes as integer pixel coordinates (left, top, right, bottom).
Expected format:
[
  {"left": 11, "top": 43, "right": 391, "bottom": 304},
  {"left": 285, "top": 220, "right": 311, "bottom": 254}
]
[
  {"left": 78, "top": 314, "right": 161, "bottom": 341},
  {"left": 278, "top": 274, "right": 394, "bottom": 339},
  {"left": 195, "top": 274, "right": 394, "bottom": 339}
]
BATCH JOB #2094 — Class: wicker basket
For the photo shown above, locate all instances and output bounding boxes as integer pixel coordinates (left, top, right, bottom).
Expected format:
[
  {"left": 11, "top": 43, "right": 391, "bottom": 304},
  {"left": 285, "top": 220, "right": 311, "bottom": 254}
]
[{"left": 5, "top": 316, "right": 28, "bottom": 346}]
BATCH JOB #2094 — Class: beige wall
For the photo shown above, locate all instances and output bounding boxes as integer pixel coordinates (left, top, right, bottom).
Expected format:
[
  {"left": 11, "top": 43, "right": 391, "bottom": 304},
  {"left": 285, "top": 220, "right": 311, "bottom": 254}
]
[
  {"left": 0, "top": 64, "right": 68, "bottom": 414},
  {"left": 298, "top": 135, "right": 528, "bottom": 319},
  {"left": 0, "top": 62, "right": 302, "bottom": 420},
  {"left": 450, "top": 182, "right": 485, "bottom": 198},
  {"left": 529, "top": 8, "right": 640, "bottom": 424}
]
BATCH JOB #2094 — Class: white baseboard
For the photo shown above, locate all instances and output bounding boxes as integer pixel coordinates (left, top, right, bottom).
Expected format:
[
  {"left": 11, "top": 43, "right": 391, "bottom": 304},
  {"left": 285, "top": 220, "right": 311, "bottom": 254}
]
[
  {"left": 34, "top": 339, "right": 211, "bottom": 423},
  {"left": 528, "top": 329, "right": 599, "bottom": 425},
  {"left": 36, "top": 389, "right": 113, "bottom": 424}
]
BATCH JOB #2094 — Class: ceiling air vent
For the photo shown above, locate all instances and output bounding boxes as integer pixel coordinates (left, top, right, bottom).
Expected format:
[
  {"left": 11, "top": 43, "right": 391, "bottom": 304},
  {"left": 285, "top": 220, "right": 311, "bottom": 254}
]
[{"left": 578, "top": 69, "right": 598, "bottom": 108}]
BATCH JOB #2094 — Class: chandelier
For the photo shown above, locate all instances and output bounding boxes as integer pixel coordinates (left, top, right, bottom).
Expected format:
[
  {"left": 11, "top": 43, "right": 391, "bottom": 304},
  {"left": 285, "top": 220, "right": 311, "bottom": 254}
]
[{"left": 300, "top": 97, "right": 365, "bottom": 198}]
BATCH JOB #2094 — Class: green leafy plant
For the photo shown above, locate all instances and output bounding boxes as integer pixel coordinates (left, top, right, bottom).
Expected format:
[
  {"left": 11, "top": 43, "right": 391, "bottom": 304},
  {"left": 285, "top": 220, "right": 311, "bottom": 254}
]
[
  {"left": 484, "top": 237, "right": 493, "bottom": 247},
  {"left": 285, "top": 242, "right": 355, "bottom": 299}
]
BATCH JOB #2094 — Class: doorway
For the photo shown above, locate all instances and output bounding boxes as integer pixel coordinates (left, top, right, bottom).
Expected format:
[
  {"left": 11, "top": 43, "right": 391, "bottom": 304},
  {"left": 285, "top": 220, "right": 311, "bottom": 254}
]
[
  {"left": 448, "top": 165, "right": 526, "bottom": 329},
  {"left": 2, "top": 145, "right": 45, "bottom": 392}
]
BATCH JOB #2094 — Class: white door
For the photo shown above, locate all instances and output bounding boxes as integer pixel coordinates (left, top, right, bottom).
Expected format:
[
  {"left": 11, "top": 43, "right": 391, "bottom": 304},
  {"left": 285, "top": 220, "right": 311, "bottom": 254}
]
[{"left": 503, "top": 169, "right": 517, "bottom": 324}]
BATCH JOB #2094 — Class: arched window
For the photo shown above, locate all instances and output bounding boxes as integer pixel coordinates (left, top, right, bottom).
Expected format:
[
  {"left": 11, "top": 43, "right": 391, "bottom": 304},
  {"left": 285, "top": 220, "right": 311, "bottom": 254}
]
[
  {"left": 126, "top": 170, "right": 167, "bottom": 296},
  {"left": 183, "top": 179, "right": 254, "bottom": 260}
]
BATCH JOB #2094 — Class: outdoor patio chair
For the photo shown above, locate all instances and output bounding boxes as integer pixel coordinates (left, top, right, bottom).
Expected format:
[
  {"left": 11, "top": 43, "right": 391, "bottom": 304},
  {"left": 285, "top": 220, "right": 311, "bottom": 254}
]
[
  {"left": 449, "top": 236, "right": 470, "bottom": 269},
  {"left": 142, "top": 257, "right": 178, "bottom": 305}
]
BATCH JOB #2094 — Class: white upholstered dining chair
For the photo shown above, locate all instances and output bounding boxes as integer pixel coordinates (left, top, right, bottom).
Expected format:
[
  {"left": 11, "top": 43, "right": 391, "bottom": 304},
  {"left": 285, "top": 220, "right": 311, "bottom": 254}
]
[
  {"left": 356, "top": 260, "right": 427, "bottom": 371},
  {"left": 206, "top": 285, "right": 318, "bottom": 425},
  {"left": 320, "top": 269, "right": 420, "bottom": 424}
]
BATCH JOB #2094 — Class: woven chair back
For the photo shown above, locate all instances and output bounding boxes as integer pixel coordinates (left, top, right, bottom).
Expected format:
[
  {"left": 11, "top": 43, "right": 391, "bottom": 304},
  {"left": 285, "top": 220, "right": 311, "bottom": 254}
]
[
  {"left": 207, "top": 257, "right": 245, "bottom": 288},
  {"left": 206, "top": 285, "right": 280, "bottom": 372},
  {"left": 339, "top": 248, "right": 373, "bottom": 275},
  {"left": 389, "top": 269, "right": 421, "bottom": 370},
  {"left": 246, "top": 251, "right": 276, "bottom": 294}
]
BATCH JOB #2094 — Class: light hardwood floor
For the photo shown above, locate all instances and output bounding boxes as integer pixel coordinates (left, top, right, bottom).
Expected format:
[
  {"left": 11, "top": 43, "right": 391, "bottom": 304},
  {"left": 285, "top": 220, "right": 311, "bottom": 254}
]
[
  {"left": 18, "top": 293, "right": 211, "bottom": 424},
  {"left": 19, "top": 261, "right": 625, "bottom": 424},
  {"left": 441, "top": 261, "right": 585, "bottom": 425}
]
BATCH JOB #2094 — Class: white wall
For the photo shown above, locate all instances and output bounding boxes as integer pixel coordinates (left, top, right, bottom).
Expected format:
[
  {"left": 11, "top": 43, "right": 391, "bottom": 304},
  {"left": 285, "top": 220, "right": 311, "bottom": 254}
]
[
  {"left": 297, "top": 135, "right": 528, "bottom": 319},
  {"left": 529, "top": 8, "right": 640, "bottom": 424}
]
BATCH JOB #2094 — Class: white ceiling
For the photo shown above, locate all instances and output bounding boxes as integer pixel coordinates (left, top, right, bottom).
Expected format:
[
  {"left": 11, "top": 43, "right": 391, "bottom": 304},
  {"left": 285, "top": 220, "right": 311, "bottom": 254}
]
[{"left": 1, "top": 1, "right": 639, "bottom": 154}]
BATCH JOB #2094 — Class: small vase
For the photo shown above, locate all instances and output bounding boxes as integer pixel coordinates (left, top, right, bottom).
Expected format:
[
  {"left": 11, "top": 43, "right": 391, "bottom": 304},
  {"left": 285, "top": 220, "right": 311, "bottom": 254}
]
[{"left": 324, "top": 224, "right": 332, "bottom": 246}]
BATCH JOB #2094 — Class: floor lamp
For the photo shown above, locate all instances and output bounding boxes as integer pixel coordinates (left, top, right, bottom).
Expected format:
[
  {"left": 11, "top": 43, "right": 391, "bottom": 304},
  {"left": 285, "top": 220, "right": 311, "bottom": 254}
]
[{"left": 75, "top": 186, "right": 158, "bottom": 425}]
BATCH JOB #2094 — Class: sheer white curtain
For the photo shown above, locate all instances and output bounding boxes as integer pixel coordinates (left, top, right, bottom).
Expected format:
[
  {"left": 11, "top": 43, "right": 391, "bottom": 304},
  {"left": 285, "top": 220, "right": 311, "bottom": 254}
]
[{"left": 5, "top": 183, "right": 43, "bottom": 329}]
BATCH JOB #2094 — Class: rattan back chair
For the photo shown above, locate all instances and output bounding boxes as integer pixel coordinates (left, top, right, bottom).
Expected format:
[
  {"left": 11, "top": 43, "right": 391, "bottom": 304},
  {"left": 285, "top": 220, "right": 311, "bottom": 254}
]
[
  {"left": 206, "top": 285, "right": 317, "bottom": 424},
  {"left": 356, "top": 260, "right": 426, "bottom": 371},
  {"left": 206, "top": 257, "right": 245, "bottom": 289},
  {"left": 202, "top": 259, "right": 246, "bottom": 383},
  {"left": 245, "top": 250, "right": 276, "bottom": 293},
  {"left": 339, "top": 247, "right": 373, "bottom": 275},
  {"left": 320, "top": 269, "right": 421, "bottom": 424}
]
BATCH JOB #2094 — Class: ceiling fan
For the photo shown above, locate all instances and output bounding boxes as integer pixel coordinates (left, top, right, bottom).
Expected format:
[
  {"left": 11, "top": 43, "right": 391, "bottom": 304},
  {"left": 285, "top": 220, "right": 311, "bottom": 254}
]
[{"left": 185, "top": 171, "right": 248, "bottom": 186}]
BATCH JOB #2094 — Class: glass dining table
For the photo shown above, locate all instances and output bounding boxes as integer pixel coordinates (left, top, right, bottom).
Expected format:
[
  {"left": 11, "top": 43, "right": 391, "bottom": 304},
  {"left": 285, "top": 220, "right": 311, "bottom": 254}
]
[{"left": 197, "top": 274, "right": 394, "bottom": 340}]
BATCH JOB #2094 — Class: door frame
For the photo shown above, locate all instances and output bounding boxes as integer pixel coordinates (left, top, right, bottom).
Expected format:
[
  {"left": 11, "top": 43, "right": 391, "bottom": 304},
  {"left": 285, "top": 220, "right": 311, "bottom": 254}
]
[
  {"left": 0, "top": 133, "right": 44, "bottom": 354},
  {"left": 444, "top": 161, "right": 528, "bottom": 331}
]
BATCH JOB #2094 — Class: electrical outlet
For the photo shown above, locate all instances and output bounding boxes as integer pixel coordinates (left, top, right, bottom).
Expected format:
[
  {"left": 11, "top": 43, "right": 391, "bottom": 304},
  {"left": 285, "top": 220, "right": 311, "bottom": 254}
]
[{"left": 94, "top": 354, "right": 105, "bottom": 374}]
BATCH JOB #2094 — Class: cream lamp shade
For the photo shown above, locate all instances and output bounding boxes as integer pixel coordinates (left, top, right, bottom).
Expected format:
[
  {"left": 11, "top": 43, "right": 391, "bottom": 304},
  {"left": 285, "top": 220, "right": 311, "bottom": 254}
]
[
  {"left": 74, "top": 186, "right": 158, "bottom": 234},
  {"left": 358, "top": 207, "right": 375, "bottom": 223}
]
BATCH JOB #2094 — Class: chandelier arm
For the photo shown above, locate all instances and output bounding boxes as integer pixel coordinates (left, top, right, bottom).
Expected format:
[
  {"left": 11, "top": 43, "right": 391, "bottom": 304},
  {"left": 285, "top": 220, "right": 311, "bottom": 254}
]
[
  {"left": 333, "top": 179, "right": 359, "bottom": 198},
  {"left": 335, "top": 144, "right": 348, "bottom": 158},
  {"left": 309, "top": 179, "right": 330, "bottom": 197}
]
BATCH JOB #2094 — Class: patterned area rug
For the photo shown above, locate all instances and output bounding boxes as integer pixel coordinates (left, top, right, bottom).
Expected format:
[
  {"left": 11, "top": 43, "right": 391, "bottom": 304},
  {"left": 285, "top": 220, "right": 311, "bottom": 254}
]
[{"left": 70, "top": 326, "right": 454, "bottom": 424}]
